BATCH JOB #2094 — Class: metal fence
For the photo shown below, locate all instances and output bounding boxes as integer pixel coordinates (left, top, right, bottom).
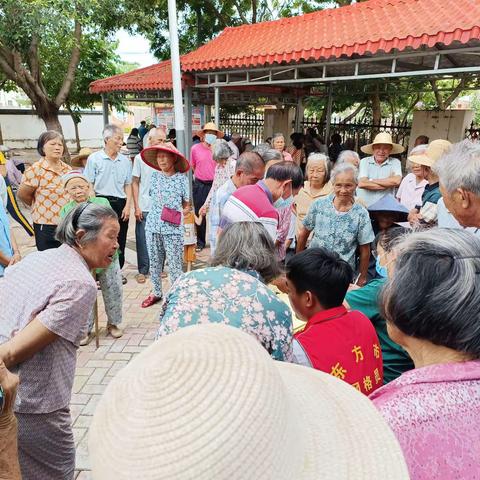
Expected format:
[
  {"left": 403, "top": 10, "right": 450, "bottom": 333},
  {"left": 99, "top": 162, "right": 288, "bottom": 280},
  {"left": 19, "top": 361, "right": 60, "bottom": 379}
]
[
  {"left": 219, "top": 112, "right": 264, "bottom": 145},
  {"left": 301, "top": 116, "right": 412, "bottom": 151},
  {"left": 465, "top": 122, "right": 480, "bottom": 141}
]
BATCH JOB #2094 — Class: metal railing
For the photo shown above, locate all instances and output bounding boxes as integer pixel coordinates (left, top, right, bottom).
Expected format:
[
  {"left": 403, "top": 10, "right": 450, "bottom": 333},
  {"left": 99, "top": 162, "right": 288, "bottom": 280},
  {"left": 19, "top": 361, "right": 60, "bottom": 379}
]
[{"left": 219, "top": 112, "right": 265, "bottom": 145}]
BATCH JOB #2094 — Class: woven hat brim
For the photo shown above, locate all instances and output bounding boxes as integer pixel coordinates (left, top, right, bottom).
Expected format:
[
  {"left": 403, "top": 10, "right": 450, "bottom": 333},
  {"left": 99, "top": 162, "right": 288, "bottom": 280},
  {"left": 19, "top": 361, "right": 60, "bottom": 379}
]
[
  {"left": 141, "top": 147, "right": 190, "bottom": 173},
  {"left": 361, "top": 143, "right": 404, "bottom": 155},
  {"left": 275, "top": 362, "right": 410, "bottom": 479},
  {"left": 407, "top": 153, "right": 434, "bottom": 167}
]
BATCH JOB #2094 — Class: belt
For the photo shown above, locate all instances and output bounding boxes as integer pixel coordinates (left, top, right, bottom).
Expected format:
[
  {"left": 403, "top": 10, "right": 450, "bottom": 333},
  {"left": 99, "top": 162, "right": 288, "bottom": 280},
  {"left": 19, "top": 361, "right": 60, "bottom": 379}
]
[
  {"left": 97, "top": 195, "right": 126, "bottom": 202},
  {"left": 194, "top": 178, "right": 213, "bottom": 185}
]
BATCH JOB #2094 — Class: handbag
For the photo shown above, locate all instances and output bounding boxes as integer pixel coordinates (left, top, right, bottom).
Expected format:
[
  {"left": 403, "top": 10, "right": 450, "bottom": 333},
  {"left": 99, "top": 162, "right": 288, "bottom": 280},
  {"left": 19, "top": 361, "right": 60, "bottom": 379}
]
[{"left": 161, "top": 206, "right": 181, "bottom": 225}]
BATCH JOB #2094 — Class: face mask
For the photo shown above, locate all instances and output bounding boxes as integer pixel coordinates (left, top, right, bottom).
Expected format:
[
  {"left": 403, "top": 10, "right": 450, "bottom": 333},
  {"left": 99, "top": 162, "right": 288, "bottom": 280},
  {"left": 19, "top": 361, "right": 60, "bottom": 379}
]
[
  {"left": 205, "top": 133, "right": 217, "bottom": 145},
  {"left": 274, "top": 195, "right": 293, "bottom": 210},
  {"left": 375, "top": 256, "right": 388, "bottom": 278}
]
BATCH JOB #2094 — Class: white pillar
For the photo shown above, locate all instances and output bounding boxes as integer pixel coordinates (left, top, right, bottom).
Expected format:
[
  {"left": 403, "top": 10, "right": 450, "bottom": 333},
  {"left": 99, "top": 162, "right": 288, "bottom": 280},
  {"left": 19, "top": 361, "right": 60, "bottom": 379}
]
[
  {"left": 101, "top": 94, "right": 109, "bottom": 126},
  {"left": 168, "top": 0, "right": 186, "bottom": 156}
]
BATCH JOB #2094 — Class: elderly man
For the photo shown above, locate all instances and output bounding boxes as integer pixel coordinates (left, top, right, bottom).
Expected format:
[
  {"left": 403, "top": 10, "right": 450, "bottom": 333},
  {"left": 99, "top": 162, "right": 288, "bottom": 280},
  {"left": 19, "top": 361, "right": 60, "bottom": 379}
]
[
  {"left": 435, "top": 139, "right": 480, "bottom": 228},
  {"left": 132, "top": 127, "right": 166, "bottom": 283},
  {"left": 357, "top": 132, "right": 403, "bottom": 207},
  {"left": 190, "top": 122, "right": 223, "bottom": 251},
  {"left": 209, "top": 151, "right": 266, "bottom": 255},
  {"left": 84, "top": 124, "right": 132, "bottom": 273}
]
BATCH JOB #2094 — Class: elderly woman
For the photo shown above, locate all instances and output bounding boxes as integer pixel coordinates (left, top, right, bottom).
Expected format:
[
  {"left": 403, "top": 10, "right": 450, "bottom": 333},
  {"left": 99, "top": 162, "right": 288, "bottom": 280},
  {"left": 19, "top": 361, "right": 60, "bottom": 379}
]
[
  {"left": 337, "top": 149, "right": 360, "bottom": 168},
  {"left": 396, "top": 144, "right": 428, "bottom": 210},
  {"left": 157, "top": 222, "right": 293, "bottom": 361},
  {"left": 370, "top": 229, "right": 480, "bottom": 479},
  {"left": 294, "top": 153, "right": 333, "bottom": 234},
  {"left": 18, "top": 130, "right": 72, "bottom": 251},
  {"left": 297, "top": 163, "right": 374, "bottom": 286},
  {"left": 0, "top": 203, "right": 119, "bottom": 479},
  {"left": 272, "top": 132, "right": 293, "bottom": 162}
]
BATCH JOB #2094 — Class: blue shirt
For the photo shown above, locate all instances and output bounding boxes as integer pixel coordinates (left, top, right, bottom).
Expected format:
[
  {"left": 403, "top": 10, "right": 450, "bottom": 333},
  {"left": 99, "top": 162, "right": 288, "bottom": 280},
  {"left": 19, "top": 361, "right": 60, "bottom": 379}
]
[
  {"left": 357, "top": 156, "right": 402, "bottom": 207},
  {"left": 84, "top": 149, "right": 132, "bottom": 198},
  {"left": 146, "top": 171, "right": 190, "bottom": 236},
  {"left": 0, "top": 202, "right": 13, "bottom": 277},
  {"left": 303, "top": 195, "right": 374, "bottom": 269},
  {"left": 157, "top": 266, "right": 293, "bottom": 361}
]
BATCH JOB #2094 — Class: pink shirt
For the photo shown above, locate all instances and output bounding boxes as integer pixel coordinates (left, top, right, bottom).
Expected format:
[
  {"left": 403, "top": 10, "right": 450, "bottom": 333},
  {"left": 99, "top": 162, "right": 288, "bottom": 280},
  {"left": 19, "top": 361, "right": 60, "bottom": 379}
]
[
  {"left": 190, "top": 142, "right": 216, "bottom": 181},
  {"left": 370, "top": 360, "right": 480, "bottom": 479},
  {"left": 282, "top": 151, "right": 293, "bottom": 162},
  {"left": 396, "top": 173, "right": 428, "bottom": 210}
]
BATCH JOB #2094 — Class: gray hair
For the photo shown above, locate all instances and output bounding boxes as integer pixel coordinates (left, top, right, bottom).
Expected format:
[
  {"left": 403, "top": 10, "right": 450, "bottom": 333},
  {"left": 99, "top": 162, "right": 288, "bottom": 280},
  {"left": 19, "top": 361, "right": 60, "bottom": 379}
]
[
  {"left": 212, "top": 222, "right": 282, "bottom": 283},
  {"left": 337, "top": 150, "right": 360, "bottom": 165},
  {"left": 148, "top": 127, "right": 166, "bottom": 140},
  {"left": 261, "top": 148, "right": 283, "bottom": 164},
  {"left": 434, "top": 140, "right": 480, "bottom": 196},
  {"left": 56, "top": 202, "right": 118, "bottom": 247},
  {"left": 409, "top": 144, "right": 428, "bottom": 156},
  {"left": 306, "top": 153, "right": 331, "bottom": 181},
  {"left": 272, "top": 132, "right": 285, "bottom": 142},
  {"left": 235, "top": 151, "right": 265, "bottom": 173},
  {"left": 252, "top": 143, "right": 271, "bottom": 158},
  {"left": 103, "top": 124, "right": 123, "bottom": 142},
  {"left": 330, "top": 162, "right": 359, "bottom": 184},
  {"left": 380, "top": 228, "right": 480, "bottom": 358},
  {"left": 212, "top": 139, "right": 232, "bottom": 162}
]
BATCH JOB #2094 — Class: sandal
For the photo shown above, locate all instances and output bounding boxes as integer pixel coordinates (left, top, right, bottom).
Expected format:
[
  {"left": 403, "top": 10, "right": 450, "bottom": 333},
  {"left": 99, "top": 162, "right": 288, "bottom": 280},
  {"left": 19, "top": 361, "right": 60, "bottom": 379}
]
[
  {"left": 135, "top": 273, "right": 146, "bottom": 284},
  {"left": 141, "top": 294, "right": 162, "bottom": 308}
]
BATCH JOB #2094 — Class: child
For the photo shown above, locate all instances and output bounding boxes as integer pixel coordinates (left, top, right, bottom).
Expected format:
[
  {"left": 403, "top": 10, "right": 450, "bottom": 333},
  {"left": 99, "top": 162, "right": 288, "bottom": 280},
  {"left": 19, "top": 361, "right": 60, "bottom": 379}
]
[
  {"left": 61, "top": 171, "right": 123, "bottom": 344},
  {"left": 140, "top": 143, "right": 190, "bottom": 308}
]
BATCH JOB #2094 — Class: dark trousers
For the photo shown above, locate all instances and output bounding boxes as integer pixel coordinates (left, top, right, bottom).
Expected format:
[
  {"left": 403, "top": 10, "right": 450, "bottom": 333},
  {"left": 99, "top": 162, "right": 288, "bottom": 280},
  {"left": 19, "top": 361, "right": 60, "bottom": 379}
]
[
  {"left": 97, "top": 196, "right": 128, "bottom": 269},
  {"left": 193, "top": 178, "right": 212, "bottom": 248},
  {"left": 33, "top": 223, "right": 61, "bottom": 251},
  {"left": 135, "top": 211, "right": 149, "bottom": 275},
  {"left": 4, "top": 177, "right": 34, "bottom": 236}
]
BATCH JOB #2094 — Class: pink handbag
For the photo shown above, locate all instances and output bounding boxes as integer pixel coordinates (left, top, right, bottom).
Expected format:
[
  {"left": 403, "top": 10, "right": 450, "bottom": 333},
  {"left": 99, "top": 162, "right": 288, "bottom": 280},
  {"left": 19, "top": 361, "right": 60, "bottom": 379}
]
[{"left": 161, "top": 206, "right": 181, "bottom": 225}]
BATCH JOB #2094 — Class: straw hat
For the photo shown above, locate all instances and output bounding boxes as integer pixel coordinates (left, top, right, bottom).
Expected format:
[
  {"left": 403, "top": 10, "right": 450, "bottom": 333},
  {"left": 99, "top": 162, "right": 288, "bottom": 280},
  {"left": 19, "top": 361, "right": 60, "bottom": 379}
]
[
  {"left": 407, "top": 139, "right": 452, "bottom": 168},
  {"left": 71, "top": 147, "right": 93, "bottom": 167},
  {"left": 361, "top": 132, "right": 404, "bottom": 155},
  {"left": 201, "top": 121, "right": 224, "bottom": 138},
  {"left": 89, "top": 324, "right": 409, "bottom": 480},
  {"left": 140, "top": 142, "right": 189, "bottom": 173}
]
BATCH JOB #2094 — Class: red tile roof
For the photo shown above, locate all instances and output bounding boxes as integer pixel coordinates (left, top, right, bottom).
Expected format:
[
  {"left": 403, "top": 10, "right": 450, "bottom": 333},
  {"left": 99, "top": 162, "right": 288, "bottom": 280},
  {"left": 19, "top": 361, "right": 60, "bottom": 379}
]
[
  {"left": 89, "top": 60, "right": 175, "bottom": 94},
  {"left": 181, "top": 0, "right": 480, "bottom": 72}
]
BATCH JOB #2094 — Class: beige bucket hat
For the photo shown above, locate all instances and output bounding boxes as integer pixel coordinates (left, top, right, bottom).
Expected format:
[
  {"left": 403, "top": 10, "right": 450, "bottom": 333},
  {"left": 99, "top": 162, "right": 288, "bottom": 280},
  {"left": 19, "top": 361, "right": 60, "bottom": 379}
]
[
  {"left": 408, "top": 139, "right": 452, "bottom": 168},
  {"left": 71, "top": 147, "right": 94, "bottom": 167},
  {"left": 89, "top": 324, "right": 409, "bottom": 480},
  {"left": 361, "top": 132, "right": 405, "bottom": 155},
  {"left": 200, "top": 121, "right": 224, "bottom": 138}
]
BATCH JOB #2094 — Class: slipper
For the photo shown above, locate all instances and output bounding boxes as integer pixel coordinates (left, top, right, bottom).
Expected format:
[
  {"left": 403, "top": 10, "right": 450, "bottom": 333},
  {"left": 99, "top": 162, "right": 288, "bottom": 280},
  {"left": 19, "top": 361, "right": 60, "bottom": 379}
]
[
  {"left": 141, "top": 294, "right": 162, "bottom": 308},
  {"left": 135, "top": 273, "right": 146, "bottom": 284}
]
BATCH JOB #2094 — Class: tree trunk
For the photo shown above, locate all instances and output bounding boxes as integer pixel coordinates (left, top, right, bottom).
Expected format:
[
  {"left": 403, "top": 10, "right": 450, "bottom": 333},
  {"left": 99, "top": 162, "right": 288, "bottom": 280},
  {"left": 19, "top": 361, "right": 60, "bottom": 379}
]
[{"left": 66, "top": 105, "right": 81, "bottom": 151}]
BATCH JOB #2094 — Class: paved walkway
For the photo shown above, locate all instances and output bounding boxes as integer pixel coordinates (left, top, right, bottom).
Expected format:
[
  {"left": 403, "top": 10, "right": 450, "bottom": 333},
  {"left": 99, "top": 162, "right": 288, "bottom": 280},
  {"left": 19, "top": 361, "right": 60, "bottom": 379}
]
[{"left": 11, "top": 212, "right": 211, "bottom": 479}]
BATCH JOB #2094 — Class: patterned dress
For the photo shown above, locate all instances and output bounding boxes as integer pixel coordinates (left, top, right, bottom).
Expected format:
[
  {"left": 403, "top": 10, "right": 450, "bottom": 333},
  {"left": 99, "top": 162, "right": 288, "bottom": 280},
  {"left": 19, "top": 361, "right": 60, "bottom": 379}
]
[
  {"left": 370, "top": 360, "right": 480, "bottom": 479},
  {"left": 302, "top": 195, "right": 374, "bottom": 270},
  {"left": 157, "top": 266, "right": 293, "bottom": 361}
]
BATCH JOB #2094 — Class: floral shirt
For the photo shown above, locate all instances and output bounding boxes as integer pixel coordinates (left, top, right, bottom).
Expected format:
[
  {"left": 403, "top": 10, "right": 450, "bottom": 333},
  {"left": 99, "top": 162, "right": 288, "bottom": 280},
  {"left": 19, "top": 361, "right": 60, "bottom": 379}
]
[
  {"left": 146, "top": 171, "right": 190, "bottom": 236},
  {"left": 370, "top": 360, "right": 480, "bottom": 480},
  {"left": 157, "top": 266, "right": 293, "bottom": 361},
  {"left": 203, "top": 161, "right": 235, "bottom": 210},
  {"left": 303, "top": 195, "right": 374, "bottom": 269}
]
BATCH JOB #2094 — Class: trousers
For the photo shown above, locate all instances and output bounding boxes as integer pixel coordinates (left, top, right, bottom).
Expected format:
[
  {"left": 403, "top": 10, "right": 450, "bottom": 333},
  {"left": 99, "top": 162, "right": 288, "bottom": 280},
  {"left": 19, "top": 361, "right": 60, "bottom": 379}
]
[
  {"left": 135, "top": 211, "right": 149, "bottom": 275},
  {"left": 33, "top": 223, "right": 61, "bottom": 251},
  {"left": 146, "top": 232, "right": 184, "bottom": 297},
  {"left": 192, "top": 179, "right": 212, "bottom": 248}
]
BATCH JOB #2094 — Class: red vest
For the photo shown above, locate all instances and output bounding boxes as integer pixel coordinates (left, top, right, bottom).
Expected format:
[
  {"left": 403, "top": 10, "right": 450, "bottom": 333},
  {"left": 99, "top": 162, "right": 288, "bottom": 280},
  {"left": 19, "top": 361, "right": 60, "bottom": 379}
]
[{"left": 294, "top": 306, "right": 383, "bottom": 394}]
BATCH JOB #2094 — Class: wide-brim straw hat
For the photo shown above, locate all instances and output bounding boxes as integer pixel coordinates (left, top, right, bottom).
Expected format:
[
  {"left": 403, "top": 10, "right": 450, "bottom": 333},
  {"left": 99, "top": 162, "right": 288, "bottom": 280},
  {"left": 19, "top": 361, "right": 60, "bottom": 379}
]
[
  {"left": 200, "top": 121, "right": 224, "bottom": 138},
  {"left": 408, "top": 139, "right": 452, "bottom": 168},
  {"left": 368, "top": 194, "right": 409, "bottom": 221},
  {"left": 71, "top": 147, "right": 94, "bottom": 167},
  {"left": 361, "top": 132, "right": 404, "bottom": 155},
  {"left": 140, "top": 142, "right": 189, "bottom": 173},
  {"left": 89, "top": 324, "right": 409, "bottom": 480}
]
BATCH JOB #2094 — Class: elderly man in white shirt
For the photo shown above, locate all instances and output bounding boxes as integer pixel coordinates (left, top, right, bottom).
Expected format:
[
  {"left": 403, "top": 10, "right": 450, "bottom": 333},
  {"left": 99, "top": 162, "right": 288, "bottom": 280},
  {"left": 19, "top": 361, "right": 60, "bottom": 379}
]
[{"left": 357, "top": 132, "right": 403, "bottom": 207}]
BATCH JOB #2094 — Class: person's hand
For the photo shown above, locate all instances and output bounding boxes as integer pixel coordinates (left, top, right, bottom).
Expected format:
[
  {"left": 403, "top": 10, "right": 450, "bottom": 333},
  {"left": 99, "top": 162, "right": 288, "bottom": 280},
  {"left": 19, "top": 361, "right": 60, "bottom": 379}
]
[
  {"left": 8, "top": 252, "right": 21, "bottom": 266},
  {"left": 271, "top": 275, "right": 289, "bottom": 294},
  {"left": 134, "top": 207, "right": 143, "bottom": 222},
  {"left": 408, "top": 210, "right": 421, "bottom": 225},
  {"left": 0, "top": 360, "right": 19, "bottom": 414},
  {"left": 356, "top": 276, "right": 367, "bottom": 287},
  {"left": 121, "top": 205, "right": 130, "bottom": 221},
  {"left": 199, "top": 205, "right": 207, "bottom": 216}
]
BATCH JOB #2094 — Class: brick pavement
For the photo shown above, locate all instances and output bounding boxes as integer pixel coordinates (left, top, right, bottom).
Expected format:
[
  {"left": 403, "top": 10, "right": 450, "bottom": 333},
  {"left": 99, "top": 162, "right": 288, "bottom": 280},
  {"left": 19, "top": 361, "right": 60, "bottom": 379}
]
[{"left": 10, "top": 210, "right": 212, "bottom": 478}]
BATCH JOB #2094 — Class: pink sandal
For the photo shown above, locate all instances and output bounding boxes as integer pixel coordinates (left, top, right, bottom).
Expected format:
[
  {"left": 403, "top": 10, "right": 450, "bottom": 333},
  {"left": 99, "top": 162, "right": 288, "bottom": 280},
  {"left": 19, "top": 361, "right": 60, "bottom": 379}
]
[{"left": 141, "top": 294, "right": 162, "bottom": 308}]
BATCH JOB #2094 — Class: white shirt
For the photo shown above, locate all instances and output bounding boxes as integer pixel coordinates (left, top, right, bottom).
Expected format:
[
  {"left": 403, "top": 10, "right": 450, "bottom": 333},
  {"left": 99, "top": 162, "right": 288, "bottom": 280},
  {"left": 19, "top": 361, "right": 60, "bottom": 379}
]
[
  {"left": 132, "top": 153, "right": 156, "bottom": 212},
  {"left": 0, "top": 176, "right": 7, "bottom": 208},
  {"left": 396, "top": 173, "right": 428, "bottom": 210}
]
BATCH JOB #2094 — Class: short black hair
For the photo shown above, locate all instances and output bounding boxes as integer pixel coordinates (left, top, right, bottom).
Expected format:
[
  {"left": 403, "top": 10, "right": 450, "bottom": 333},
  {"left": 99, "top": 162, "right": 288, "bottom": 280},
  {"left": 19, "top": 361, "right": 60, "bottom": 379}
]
[
  {"left": 37, "top": 130, "right": 64, "bottom": 157},
  {"left": 286, "top": 248, "right": 353, "bottom": 309},
  {"left": 415, "top": 135, "right": 429, "bottom": 145},
  {"left": 266, "top": 161, "right": 304, "bottom": 189},
  {"left": 130, "top": 128, "right": 139, "bottom": 136}
]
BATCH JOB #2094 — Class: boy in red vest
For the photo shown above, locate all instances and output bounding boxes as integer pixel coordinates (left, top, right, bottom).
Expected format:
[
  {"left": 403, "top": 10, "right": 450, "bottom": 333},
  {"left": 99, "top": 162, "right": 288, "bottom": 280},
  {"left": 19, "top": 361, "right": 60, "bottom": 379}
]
[{"left": 286, "top": 248, "right": 383, "bottom": 395}]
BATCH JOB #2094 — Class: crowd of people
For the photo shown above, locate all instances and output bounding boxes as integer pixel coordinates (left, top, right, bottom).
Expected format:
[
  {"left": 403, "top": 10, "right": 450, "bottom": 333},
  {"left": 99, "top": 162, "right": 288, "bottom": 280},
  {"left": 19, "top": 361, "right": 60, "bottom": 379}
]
[{"left": 0, "top": 120, "right": 479, "bottom": 479}]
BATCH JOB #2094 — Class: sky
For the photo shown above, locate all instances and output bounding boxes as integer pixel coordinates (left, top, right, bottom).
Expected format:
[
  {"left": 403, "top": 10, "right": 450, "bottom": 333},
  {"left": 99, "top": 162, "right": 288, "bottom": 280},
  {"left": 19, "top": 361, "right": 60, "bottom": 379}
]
[{"left": 115, "top": 30, "right": 157, "bottom": 68}]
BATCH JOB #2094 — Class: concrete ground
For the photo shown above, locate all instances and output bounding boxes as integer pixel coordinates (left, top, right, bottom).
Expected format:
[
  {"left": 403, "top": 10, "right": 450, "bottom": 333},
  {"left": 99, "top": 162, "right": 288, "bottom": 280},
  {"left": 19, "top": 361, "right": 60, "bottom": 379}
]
[{"left": 11, "top": 209, "right": 211, "bottom": 479}]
